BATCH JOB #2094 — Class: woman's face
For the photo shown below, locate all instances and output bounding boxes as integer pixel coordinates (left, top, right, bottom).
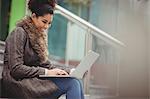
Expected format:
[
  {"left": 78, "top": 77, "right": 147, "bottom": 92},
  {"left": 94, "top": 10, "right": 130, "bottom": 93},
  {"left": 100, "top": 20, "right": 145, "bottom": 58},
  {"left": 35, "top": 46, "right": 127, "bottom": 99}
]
[{"left": 32, "top": 13, "right": 53, "bottom": 32}]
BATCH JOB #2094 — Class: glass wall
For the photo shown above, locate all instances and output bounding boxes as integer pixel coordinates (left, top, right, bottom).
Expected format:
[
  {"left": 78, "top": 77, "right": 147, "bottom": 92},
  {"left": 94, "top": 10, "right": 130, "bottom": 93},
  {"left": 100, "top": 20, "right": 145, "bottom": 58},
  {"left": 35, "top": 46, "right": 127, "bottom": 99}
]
[
  {"left": 44, "top": 0, "right": 123, "bottom": 98},
  {"left": 89, "top": 34, "right": 120, "bottom": 98},
  {"left": 48, "top": 0, "right": 90, "bottom": 59},
  {"left": 48, "top": 12, "right": 87, "bottom": 67}
]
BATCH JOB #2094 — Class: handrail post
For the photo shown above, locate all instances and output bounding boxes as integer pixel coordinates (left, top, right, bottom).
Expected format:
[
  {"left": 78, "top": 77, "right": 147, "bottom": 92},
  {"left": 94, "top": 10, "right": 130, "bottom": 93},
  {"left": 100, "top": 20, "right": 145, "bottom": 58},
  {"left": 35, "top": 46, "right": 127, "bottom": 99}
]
[{"left": 83, "top": 28, "right": 93, "bottom": 94}]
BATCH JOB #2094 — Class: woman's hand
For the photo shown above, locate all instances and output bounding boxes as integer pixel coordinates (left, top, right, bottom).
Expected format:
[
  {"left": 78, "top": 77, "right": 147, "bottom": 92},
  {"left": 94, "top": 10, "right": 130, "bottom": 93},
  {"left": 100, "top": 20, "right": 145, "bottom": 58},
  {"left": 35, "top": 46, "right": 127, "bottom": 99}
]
[{"left": 47, "top": 68, "right": 69, "bottom": 76}]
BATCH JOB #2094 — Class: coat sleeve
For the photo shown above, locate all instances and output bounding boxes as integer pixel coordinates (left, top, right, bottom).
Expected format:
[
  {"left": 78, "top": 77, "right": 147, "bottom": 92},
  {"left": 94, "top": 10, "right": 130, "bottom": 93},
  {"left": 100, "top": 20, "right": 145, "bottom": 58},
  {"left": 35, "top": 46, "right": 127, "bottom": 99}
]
[
  {"left": 6, "top": 27, "right": 45, "bottom": 80},
  {"left": 49, "top": 60, "right": 72, "bottom": 74}
]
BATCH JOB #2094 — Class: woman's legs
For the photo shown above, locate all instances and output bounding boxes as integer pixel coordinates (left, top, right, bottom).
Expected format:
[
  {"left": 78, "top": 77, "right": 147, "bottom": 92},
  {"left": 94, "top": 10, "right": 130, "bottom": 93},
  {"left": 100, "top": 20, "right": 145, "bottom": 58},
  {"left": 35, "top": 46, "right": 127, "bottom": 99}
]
[{"left": 49, "top": 77, "right": 84, "bottom": 99}]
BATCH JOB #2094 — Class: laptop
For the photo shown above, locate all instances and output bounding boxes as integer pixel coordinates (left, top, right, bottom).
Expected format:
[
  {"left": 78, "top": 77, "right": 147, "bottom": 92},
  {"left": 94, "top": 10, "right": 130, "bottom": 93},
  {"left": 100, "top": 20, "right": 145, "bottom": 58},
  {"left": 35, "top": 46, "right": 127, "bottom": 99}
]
[{"left": 39, "top": 50, "right": 99, "bottom": 79}]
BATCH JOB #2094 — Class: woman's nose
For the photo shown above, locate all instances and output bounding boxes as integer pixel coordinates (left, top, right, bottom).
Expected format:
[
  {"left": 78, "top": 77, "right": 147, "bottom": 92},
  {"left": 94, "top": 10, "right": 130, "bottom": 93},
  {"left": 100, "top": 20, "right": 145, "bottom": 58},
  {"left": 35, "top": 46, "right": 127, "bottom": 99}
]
[{"left": 44, "top": 24, "right": 49, "bottom": 29}]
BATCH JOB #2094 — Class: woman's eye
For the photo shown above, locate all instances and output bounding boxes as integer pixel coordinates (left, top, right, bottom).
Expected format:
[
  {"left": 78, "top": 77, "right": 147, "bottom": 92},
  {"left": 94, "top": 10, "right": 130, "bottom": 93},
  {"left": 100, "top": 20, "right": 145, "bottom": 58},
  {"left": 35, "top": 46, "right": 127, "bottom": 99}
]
[{"left": 42, "top": 21, "right": 47, "bottom": 24}]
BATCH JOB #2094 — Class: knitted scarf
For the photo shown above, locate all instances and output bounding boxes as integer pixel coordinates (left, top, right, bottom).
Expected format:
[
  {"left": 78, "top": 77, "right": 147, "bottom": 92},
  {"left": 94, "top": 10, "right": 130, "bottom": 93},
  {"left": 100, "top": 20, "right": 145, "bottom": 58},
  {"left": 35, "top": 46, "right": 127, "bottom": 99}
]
[{"left": 17, "top": 16, "right": 49, "bottom": 63}]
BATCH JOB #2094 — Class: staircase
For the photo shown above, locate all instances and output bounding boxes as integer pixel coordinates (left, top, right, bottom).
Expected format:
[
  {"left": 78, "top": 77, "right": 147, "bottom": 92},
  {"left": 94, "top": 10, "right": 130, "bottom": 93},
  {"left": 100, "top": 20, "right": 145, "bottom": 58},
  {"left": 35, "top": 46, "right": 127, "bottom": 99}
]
[
  {"left": 0, "top": 41, "right": 5, "bottom": 64},
  {"left": 0, "top": 40, "right": 5, "bottom": 97},
  {"left": 0, "top": 41, "right": 5, "bottom": 77}
]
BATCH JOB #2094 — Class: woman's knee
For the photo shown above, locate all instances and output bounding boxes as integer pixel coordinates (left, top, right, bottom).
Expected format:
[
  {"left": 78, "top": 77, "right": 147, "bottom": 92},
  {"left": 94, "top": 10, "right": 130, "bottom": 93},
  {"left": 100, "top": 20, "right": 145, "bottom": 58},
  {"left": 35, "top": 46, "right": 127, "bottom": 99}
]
[{"left": 68, "top": 78, "right": 81, "bottom": 89}]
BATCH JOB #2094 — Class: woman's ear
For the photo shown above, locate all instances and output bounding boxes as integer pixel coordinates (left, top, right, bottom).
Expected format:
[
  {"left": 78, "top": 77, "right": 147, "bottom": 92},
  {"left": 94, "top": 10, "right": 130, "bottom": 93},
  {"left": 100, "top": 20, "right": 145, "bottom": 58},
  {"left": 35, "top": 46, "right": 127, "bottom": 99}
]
[{"left": 31, "top": 13, "right": 36, "bottom": 18}]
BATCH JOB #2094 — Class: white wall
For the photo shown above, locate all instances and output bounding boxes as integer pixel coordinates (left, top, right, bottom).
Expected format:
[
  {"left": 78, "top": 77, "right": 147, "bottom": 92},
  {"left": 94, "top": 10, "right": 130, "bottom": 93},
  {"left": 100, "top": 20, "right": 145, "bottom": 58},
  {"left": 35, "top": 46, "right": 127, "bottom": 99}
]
[
  {"left": 117, "top": 0, "right": 148, "bottom": 97},
  {"left": 147, "top": 0, "right": 150, "bottom": 97},
  {"left": 90, "top": 0, "right": 149, "bottom": 97}
]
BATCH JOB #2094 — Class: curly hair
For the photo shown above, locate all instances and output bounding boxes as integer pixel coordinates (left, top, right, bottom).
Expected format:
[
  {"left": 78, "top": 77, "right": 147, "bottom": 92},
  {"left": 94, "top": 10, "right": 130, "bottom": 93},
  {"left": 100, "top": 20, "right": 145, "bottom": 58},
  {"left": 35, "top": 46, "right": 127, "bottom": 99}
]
[{"left": 28, "top": 0, "right": 56, "bottom": 16}]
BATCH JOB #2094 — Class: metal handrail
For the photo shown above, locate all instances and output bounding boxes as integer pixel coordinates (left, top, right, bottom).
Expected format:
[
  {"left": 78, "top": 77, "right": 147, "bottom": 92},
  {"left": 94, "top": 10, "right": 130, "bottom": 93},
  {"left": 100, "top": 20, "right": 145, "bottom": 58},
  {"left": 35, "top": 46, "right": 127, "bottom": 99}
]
[{"left": 55, "top": 5, "right": 125, "bottom": 47}]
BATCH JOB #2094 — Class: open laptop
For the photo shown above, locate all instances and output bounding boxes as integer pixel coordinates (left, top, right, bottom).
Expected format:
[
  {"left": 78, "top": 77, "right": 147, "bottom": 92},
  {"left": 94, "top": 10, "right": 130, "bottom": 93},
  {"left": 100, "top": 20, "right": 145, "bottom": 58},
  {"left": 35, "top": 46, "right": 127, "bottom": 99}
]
[{"left": 39, "top": 50, "right": 99, "bottom": 79}]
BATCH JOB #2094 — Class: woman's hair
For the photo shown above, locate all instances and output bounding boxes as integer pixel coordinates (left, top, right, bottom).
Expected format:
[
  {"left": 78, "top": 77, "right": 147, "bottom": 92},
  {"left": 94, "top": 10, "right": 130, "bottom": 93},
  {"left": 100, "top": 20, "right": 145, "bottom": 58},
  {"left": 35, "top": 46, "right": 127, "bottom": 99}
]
[{"left": 28, "top": 0, "right": 56, "bottom": 16}]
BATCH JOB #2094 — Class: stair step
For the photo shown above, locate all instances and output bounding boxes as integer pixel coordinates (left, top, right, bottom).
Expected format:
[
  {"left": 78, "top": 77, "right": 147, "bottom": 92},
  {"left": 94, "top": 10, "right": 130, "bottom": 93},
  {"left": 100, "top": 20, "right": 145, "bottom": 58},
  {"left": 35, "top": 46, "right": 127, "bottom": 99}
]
[
  {"left": 89, "top": 84, "right": 116, "bottom": 97},
  {"left": 0, "top": 66, "right": 3, "bottom": 78},
  {"left": 0, "top": 60, "right": 3, "bottom": 66},
  {"left": 0, "top": 50, "right": 4, "bottom": 62},
  {"left": 0, "top": 41, "right": 5, "bottom": 46},
  {"left": 0, "top": 50, "right": 4, "bottom": 53},
  {"left": 59, "top": 94, "right": 90, "bottom": 99},
  {"left": 0, "top": 41, "right": 5, "bottom": 51}
]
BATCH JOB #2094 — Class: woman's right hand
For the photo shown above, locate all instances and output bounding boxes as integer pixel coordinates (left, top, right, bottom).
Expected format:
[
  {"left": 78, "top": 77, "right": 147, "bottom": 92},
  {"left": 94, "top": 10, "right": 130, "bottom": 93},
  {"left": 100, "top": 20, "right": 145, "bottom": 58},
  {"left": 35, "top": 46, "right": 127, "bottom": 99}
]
[{"left": 47, "top": 68, "right": 69, "bottom": 76}]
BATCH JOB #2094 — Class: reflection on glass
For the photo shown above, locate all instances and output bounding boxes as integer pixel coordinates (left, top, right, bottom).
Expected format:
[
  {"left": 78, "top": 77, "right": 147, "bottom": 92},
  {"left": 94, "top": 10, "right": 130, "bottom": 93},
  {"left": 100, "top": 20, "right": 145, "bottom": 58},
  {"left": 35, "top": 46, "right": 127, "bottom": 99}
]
[{"left": 90, "top": 34, "right": 120, "bottom": 97}]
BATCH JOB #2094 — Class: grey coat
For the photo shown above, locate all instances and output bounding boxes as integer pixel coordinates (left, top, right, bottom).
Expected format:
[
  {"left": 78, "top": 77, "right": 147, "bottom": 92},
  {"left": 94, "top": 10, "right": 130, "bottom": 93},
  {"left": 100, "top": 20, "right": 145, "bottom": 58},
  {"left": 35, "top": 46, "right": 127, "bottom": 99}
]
[{"left": 2, "top": 17, "right": 69, "bottom": 98}]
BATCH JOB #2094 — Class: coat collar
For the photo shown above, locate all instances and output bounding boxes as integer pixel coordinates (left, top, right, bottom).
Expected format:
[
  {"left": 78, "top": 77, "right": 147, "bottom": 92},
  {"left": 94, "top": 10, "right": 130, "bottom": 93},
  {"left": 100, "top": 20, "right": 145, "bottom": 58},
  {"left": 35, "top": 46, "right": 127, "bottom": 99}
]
[{"left": 17, "top": 16, "right": 49, "bottom": 63}]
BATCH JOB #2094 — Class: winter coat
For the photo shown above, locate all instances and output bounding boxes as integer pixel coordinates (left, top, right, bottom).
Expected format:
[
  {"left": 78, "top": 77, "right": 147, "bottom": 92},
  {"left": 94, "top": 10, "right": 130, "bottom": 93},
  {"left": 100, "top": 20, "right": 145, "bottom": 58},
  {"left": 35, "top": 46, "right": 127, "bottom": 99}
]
[{"left": 2, "top": 16, "right": 69, "bottom": 98}]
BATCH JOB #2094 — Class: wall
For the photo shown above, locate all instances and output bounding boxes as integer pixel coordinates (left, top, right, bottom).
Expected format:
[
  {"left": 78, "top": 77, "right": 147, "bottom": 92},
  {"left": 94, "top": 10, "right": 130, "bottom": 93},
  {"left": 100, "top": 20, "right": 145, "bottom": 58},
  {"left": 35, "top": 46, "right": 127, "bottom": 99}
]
[
  {"left": 147, "top": 0, "right": 150, "bottom": 97},
  {"left": 1, "top": 0, "right": 11, "bottom": 41},
  {"left": 117, "top": 0, "right": 148, "bottom": 97},
  {"left": 9, "top": 0, "right": 26, "bottom": 32},
  {"left": 90, "top": 0, "right": 149, "bottom": 97}
]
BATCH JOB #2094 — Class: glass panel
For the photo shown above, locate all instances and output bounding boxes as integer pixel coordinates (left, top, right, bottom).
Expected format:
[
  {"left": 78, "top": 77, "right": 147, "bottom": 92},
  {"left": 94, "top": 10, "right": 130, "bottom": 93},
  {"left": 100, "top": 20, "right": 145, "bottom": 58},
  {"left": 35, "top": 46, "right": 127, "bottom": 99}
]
[
  {"left": 48, "top": 14, "right": 68, "bottom": 59},
  {"left": 65, "top": 21, "right": 86, "bottom": 66},
  {"left": 49, "top": 12, "right": 121, "bottom": 97},
  {"left": 50, "top": 8, "right": 121, "bottom": 99},
  {"left": 48, "top": 13, "right": 87, "bottom": 67},
  {"left": 89, "top": 32, "right": 120, "bottom": 98}
]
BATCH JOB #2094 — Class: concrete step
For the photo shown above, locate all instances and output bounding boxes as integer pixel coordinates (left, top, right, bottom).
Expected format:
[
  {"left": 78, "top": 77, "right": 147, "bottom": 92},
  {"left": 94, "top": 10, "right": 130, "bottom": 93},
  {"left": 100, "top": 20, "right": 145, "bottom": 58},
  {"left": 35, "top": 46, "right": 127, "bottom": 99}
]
[
  {"left": 0, "top": 50, "right": 4, "bottom": 62},
  {"left": 0, "top": 66, "right": 3, "bottom": 78},
  {"left": 0, "top": 60, "right": 3, "bottom": 66},
  {"left": 0, "top": 41, "right": 5, "bottom": 51},
  {"left": 89, "top": 84, "right": 112, "bottom": 96},
  {"left": 59, "top": 94, "right": 91, "bottom": 99},
  {"left": 59, "top": 95, "right": 148, "bottom": 99},
  {"left": 88, "top": 96, "right": 148, "bottom": 99},
  {"left": 88, "top": 95, "right": 117, "bottom": 99},
  {"left": 0, "top": 40, "right": 5, "bottom": 45}
]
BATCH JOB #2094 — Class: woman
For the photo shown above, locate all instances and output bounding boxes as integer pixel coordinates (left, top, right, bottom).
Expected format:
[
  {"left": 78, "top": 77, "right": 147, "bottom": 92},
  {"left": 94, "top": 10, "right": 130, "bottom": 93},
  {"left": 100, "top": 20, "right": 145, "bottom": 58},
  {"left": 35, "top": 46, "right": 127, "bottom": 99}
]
[{"left": 2, "top": 0, "right": 84, "bottom": 99}]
